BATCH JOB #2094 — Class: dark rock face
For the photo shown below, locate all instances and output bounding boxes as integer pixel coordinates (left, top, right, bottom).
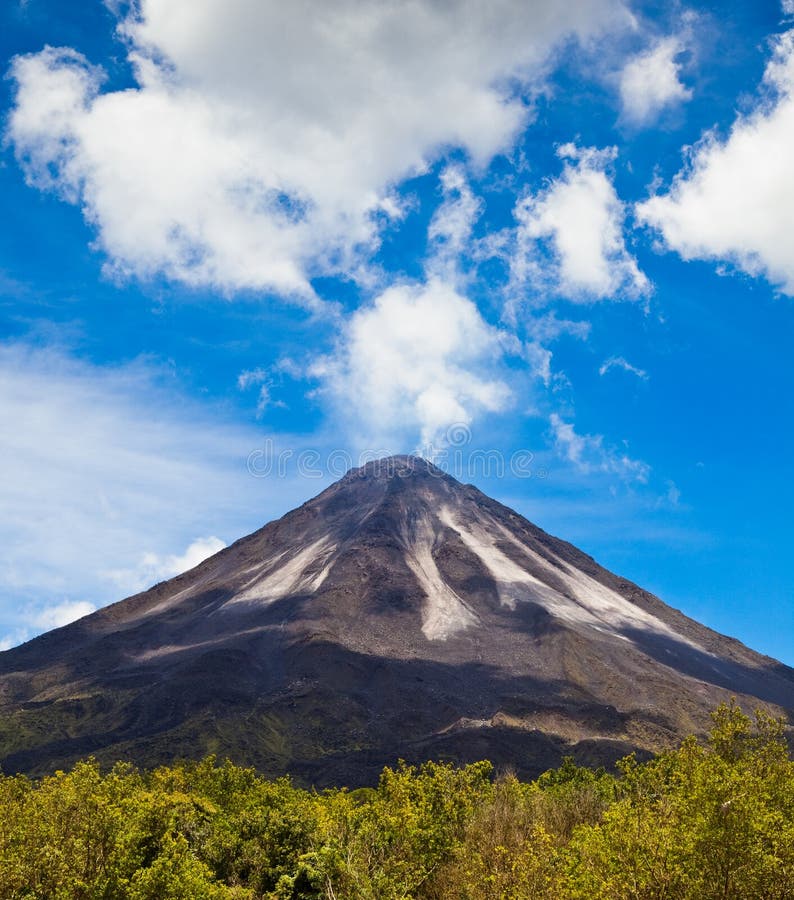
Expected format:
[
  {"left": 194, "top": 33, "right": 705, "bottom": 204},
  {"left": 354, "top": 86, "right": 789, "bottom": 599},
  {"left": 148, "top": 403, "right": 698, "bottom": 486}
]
[{"left": 1, "top": 455, "right": 792, "bottom": 785}]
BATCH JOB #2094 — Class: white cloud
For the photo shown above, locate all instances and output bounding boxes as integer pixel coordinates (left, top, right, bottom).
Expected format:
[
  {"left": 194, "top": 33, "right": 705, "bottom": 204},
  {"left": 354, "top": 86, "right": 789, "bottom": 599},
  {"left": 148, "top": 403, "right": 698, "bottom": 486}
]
[
  {"left": 311, "top": 279, "right": 513, "bottom": 448},
  {"left": 526, "top": 312, "right": 592, "bottom": 343},
  {"left": 237, "top": 367, "right": 285, "bottom": 416},
  {"left": 0, "top": 632, "right": 26, "bottom": 652},
  {"left": 599, "top": 355, "right": 648, "bottom": 379},
  {"left": 32, "top": 600, "right": 96, "bottom": 630},
  {"left": 665, "top": 480, "right": 682, "bottom": 506},
  {"left": 619, "top": 36, "right": 692, "bottom": 125},
  {"left": 517, "top": 311, "right": 593, "bottom": 387},
  {"left": 512, "top": 144, "right": 650, "bottom": 301},
  {"left": 0, "top": 341, "right": 314, "bottom": 648},
  {"left": 549, "top": 413, "right": 650, "bottom": 481},
  {"left": 159, "top": 536, "right": 226, "bottom": 575},
  {"left": 637, "top": 29, "right": 794, "bottom": 296},
  {"left": 524, "top": 342, "right": 554, "bottom": 386},
  {"left": 427, "top": 166, "right": 483, "bottom": 282},
  {"left": 8, "top": 0, "right": 629, "bottom": 299},
  {"left": 237, "top": 368, "right": 268, "bottom": 391},
  {"left": 784, "top": 1, "right": 794, "bottom": 17},
  {"left": 105, "top": 536, "right": 226, "bottom": 594},
  {"left": 0, "top": 599, "right": 96, "bottom": 650}
]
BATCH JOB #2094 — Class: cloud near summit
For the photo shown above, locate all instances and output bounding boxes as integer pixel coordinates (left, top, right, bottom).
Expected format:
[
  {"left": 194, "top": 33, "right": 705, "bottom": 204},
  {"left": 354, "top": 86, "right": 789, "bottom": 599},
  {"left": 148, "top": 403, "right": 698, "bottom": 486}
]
[
  {"left": 310, "top": 279, "right": 514, "bottom": 449},
  {"left": 9, "top": 0, "right": 630, "bottom": 300}
]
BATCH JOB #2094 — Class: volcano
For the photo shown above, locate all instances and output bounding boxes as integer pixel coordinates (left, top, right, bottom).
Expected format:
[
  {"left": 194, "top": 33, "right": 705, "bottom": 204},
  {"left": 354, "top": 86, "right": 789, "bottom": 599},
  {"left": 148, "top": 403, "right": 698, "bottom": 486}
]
[{"left": 1, "top": 455, "right": 792, "bottom": 784}]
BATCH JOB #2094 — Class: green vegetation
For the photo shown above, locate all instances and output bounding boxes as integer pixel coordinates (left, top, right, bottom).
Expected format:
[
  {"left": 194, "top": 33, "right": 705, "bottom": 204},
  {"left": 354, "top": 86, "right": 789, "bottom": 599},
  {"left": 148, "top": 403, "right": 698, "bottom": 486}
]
[{"left": 0, "top": 703, "right": 792, "bottom": 899}]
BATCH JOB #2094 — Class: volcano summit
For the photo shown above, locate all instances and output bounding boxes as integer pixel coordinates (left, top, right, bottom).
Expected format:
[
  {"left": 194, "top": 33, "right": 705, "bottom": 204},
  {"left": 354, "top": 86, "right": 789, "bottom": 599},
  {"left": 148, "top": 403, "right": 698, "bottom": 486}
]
[{"left": 1, "top": 456, "right": 791, "bottom": 784}]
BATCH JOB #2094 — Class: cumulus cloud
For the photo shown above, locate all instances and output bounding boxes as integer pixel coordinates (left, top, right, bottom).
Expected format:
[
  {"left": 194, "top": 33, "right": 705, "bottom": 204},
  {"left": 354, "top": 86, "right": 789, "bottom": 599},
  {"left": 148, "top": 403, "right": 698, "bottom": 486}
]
[
  {"left": 0, "top": 632, "right": 25, "bottom": 652},
  {"left": 784, "top": 1, "right": 794, "bottom": 16},
  {"left": 0, "top": 599, "right": 106, "bottom": 650},
  {"left": 32, "top": 600, "right": 96, "bottom": 631},
  {"left": 637, "top": 30, "right": 794, "bottom": 295},
  {"left": 159, "top": 536, "right": 226, "bottom": 574},
  {"left": 7, "top": 0, "right": 629, "bottom": 299},
  {"left": 599, "top": 355, "right": 649, "bottom": 379},
  {"left": 550, "top": 413, "right": 650, "bottom": 481},
  {"left": 0, "top": 599, "right": 100, "bottom": 648},
  {"left": 105, "top": 536, "right": 226, "bottom": 594},
  {"left": 619, "top": 36, "right": 692, "bottom": 125},
  {"left": 311, "top": 279, "right": 513, "bottom": 448},
  {"left": 512, "top": 144, "right": 650, "bottom": 301}
]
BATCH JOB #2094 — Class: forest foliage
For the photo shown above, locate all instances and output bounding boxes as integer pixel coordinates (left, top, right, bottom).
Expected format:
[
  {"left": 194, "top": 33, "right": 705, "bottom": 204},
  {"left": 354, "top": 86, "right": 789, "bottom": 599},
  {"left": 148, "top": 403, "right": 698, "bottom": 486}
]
[{"left": 0, "top": 703, "right": 792, "bottom": 899}]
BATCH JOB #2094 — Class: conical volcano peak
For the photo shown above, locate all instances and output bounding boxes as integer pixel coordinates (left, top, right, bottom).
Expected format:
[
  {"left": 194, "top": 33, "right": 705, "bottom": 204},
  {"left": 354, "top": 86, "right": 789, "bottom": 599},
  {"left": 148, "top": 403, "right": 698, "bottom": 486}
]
[
  {"left": 341, "top": 454, "right": 452, "bottom": 483},
  {"left": 1, "top": 455, "right": 792, "bottom": 786}
]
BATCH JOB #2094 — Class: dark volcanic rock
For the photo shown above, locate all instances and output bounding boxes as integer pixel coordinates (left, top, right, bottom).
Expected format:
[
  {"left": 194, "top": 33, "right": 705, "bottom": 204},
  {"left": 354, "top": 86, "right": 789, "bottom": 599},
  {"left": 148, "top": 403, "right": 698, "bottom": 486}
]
[{"left": 0, "top": 455, "right": 792, "bottom": 785}]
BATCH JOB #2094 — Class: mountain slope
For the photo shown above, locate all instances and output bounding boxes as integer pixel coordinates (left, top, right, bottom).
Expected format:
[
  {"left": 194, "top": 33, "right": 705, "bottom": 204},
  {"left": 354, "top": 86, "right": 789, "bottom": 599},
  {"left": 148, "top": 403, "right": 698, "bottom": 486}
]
[{"left": 1, "top": 456, "right": 792, "bottom": 785}]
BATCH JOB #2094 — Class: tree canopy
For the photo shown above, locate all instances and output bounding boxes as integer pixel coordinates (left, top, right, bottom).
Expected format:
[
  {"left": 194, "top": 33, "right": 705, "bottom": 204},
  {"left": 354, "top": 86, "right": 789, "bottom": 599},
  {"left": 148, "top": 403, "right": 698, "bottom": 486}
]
[{"left": 0, "top": 703, "right": 791, "bottom": 899}]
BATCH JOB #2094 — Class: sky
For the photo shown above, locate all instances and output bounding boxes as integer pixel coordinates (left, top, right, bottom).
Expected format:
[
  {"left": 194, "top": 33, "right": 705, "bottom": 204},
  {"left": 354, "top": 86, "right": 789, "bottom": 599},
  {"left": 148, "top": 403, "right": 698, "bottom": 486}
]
[{"left": 0, "top": 0, "right": 792, "bottom": 663}]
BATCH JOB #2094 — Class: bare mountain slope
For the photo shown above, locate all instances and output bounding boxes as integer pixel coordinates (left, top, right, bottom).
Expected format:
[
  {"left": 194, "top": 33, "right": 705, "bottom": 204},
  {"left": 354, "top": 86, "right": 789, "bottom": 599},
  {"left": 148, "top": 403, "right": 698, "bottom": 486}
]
[{"left": 1, "top": 456, "right": 791, "bottom": 785}]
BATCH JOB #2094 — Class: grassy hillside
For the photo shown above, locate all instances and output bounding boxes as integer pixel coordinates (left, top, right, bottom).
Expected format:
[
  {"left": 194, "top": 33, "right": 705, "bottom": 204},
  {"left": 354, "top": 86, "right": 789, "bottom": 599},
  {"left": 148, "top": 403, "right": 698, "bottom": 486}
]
[{"left": 0, "top": 703, "right": 792, "bottom": 899}]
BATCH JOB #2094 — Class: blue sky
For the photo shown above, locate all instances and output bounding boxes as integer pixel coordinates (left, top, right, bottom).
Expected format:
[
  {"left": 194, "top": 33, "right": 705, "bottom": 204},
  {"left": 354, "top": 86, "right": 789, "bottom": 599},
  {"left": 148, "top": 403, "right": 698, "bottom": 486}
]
[{"left": 1, "top": 0, "right": 793, "bottom": 663}]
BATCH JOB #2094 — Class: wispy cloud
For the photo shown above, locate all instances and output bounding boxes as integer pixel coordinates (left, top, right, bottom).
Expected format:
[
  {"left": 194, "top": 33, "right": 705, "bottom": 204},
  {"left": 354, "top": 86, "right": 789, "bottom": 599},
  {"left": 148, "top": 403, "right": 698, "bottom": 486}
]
[
  {"left": 237, "top": 367, "right": 287, "bottom": 416},
  {"left": 549, "top": 412, "right": 650, "bottom": 482},
  {"left": 0, "top": 340, "right": 310, "bottom": 646},
  {"left": 599, "top": 355, "right": 649, "bottom": 379},
  {"left": 664, "top": 480, "right": 682, "bottom": 507},
  {"left": 426, "top": 165, "right": 483, "bottom": 284},
  {"left": 525, "top": 312, "right": 592, "bottom": 343}
]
